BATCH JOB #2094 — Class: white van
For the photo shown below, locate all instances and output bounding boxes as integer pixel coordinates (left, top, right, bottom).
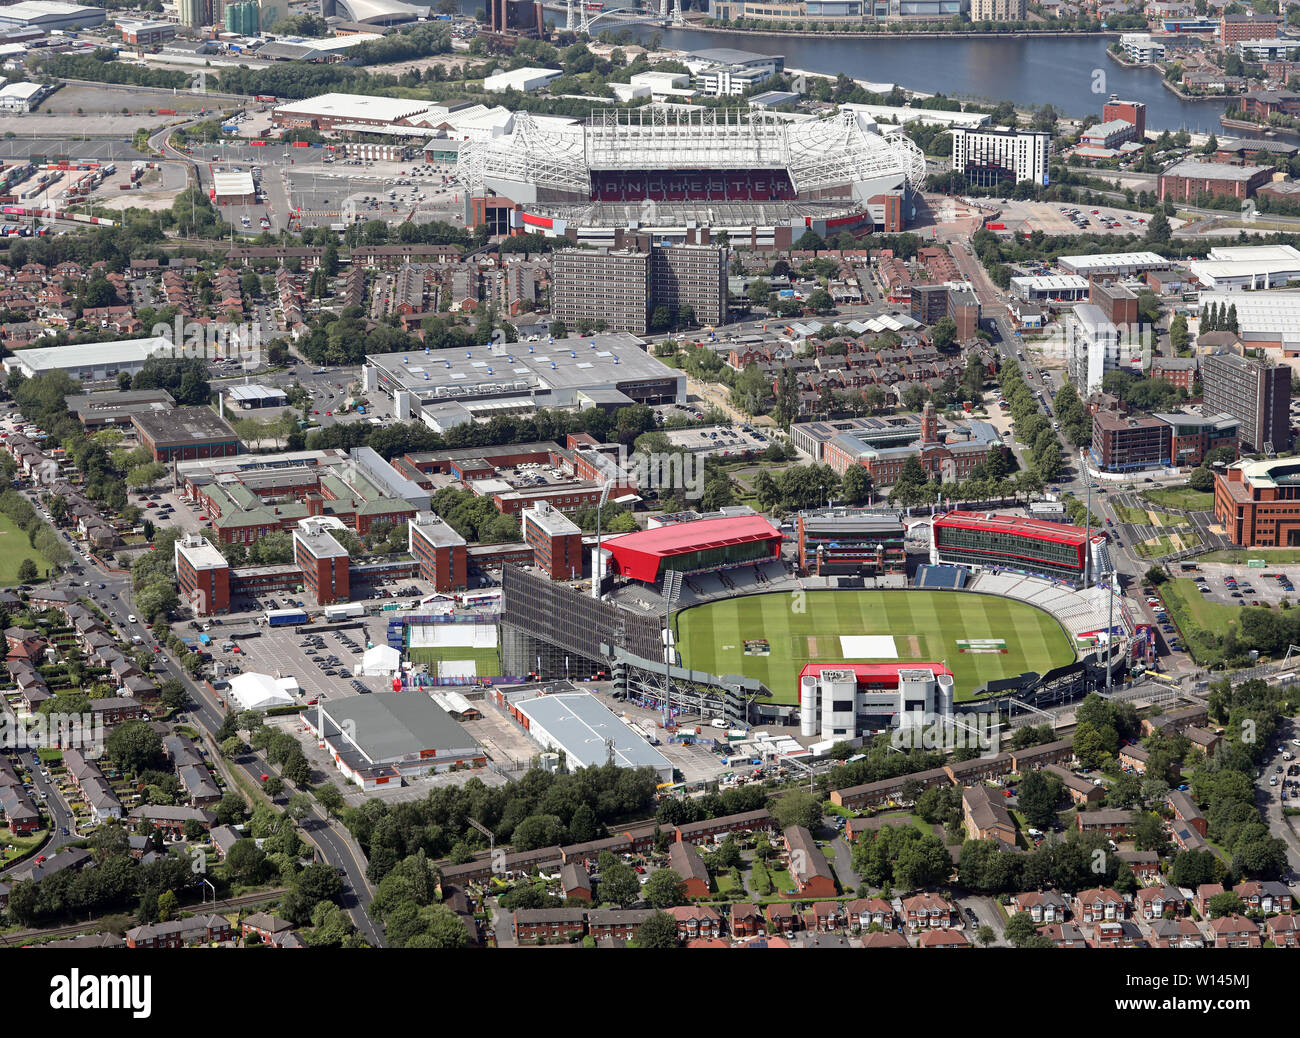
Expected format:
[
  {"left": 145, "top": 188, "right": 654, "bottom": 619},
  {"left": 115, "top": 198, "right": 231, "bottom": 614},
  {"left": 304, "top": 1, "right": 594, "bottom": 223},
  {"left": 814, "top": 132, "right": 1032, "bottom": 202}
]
[{"left": 710, "top": 718, "right": 728, "bottom": 729}]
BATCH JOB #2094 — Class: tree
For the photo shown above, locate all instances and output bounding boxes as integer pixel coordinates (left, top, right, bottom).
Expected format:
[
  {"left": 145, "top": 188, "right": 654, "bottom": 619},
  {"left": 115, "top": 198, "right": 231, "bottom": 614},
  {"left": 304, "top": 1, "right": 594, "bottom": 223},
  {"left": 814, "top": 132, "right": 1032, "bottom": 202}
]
[
  {"left": 598, "top": 860, "right": 641, "bottom": 907},
  {"left": 976, "top": 924, "right": 996, "bottom": 947},
  {"left": 841, "top": 464, "right": 872, "bottom": 505},
  {"left": 642, "top": 867, "right": 687, "bottom": 909},
  {"left": 635, "top": 910, "right": 681, "bottom": 948},
  {"left": 315, "top": 782, "right": 345, "bottom": 817},
  {"left": 227, "top": 839, "right": 267, "bottom": 882},
  {"left": 931, "top": 316, "right": 958, "bottom": 352},
  {"left": 1188, "top": 467, "right": 1215, "bottom": 492},
  {"left": 1146, "top": 208, "right": 1171, "bottom": 244},
  {"left": 16, "top": 559, "right": 36, "bottom": 583},
  {"left": 1016, "top": 769, "right": 1062, "bottom": 830},
  {"left": 772, "top": 789, "right": 822, "bottom": 831},
  {"left": 1004, "top": 911, "right": 1041, "bottom": 947},
  {"left": 263, "top": 776, "right": 285, "bottom": 798},
  {"left": 1207, "top": 891, "right": 1246, "bottom": 918},
  {"left": 105, "top": 720, "right": 164, "bottom": 775}
]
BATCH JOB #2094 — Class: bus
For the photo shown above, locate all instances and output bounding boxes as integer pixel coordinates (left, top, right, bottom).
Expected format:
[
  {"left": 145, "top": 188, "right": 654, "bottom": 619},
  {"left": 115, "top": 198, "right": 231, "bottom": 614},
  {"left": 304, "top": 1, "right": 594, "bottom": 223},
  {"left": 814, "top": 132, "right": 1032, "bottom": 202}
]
[{"left": 1179, "top": 562, "right": 1200, "bottom": 572}]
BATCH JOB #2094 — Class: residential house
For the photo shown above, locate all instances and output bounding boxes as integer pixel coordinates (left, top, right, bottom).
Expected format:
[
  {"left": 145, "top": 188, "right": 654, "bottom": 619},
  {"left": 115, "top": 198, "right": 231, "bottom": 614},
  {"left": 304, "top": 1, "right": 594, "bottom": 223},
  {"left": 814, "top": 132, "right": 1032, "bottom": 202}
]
[
  {"left": 668, "top": 840, "right": 712, "bottom": 900},
  {"left": 1210, "top": 915, "right": 1261, "bottom": 949},
  {"left": 1117, "top": 850, "right": 1160, "bottom": 880},
  {"left": 561, "top": 862, "right": 592, "bottom": 902},
  {"left": 1076, "top": 809, "right": 1135, "bottom": 837},
  {"left": 917, "top": 928, "right": 970, "bottom": 948},
  {"left": 1135, "top": 885, "right": 1188, "bottom": 921},
  {"left": 241, "top": 911, "right": 297, "bottom": 946},
  {"left": 1092, "top": 919, "right": 1146, "bottom": 948},
  {"left": 1266, "top": 914, "right": 1300, "bottom": 947},
  {"left": 845, "top": 897, "right": 896, "bottom": 931},
  {"left": 1150, "top": 917, "right": 1207, "bottom": 949},
  {"left": 512, "top": 908, "right": 587, "bottom": 941},
  {"left": 1008, "top": 739, "right": 1075, "bottom": 773},
  {"left": 731, "top": 903, "right": 765, "bottom": 937},
  {"left": 963, "top": 784, "right": 1017, "bottom": 846},
  {"left": 1041, "top": 923, "right": 1089, "bottom": 948},
  {"left": 862, "top": 930, "right": 910, "bottom": 948},
  {"left": 902, "top": 893, "right": 959, "bottom": 930},
  {"left": 1184, "top": 726, "right": 1222, "bottom": 756},
  {"left": 1195, "top": 884, "right": 1226, "bottom": 917},
  {"left": 125, "top": 914, "right": 234, "bottom": 949},
  {"left": 783, "top": 826, "right": 837, "bottom": 899},
  {"left": 1073, "top": 887, "right": 1126, "bottom": 924},
  {"left": 1168, "top": 790, "right": 1207, "bottom": 837},
  {"left": 1010, "top": 890, "right": 1069, "bottom": 923},
  {"left": 587, "top": 909, "right": 653, "bottom": 941},
  {"left": 1235, "top": 880, "right": 1293, "bottom": 915},
  {"left": 1043, "top": 765, "right": 1107, "bottom": 806},
  {"left": 666, "top": 904, "right": 722, "bottom": 941}
]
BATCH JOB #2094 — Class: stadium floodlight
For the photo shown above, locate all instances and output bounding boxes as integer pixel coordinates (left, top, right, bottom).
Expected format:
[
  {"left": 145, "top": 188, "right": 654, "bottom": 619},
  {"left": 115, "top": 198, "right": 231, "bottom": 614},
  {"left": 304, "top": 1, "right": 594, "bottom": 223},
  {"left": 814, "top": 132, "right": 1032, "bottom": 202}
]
[
  {"left": 662, "top": 569, "right": 684, "bottom": 719},
  {"left": 592, "top": 480, "right": 614, "bottom": 601}
]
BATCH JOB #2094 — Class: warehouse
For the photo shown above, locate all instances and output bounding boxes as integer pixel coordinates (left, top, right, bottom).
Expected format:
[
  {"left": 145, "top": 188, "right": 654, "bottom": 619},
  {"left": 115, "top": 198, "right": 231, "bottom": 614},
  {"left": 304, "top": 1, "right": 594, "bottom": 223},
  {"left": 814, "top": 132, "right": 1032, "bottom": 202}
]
[
  {"left": 1057, "top": 251, "right": 1172, "bottom": 277},
  {"left": 132, "top": 407, "right": 242, "bottom": 462},
  {"left": 226, "top": 384, "right": 288, "bottom": 410},
  {"left": 0, "top": 1, "right": 106, "bottom": 30},
  {"left": 272, "top": 92, "right": 433, "bottom": 131},
  {"left": 1, "top": 336, "right": 173, "bottom": 381},
  {"left": 1188, "top": 244, "right": 1300, "bottom": 291},
  {"left": 483, "top": 66, "right": 562, "bottom": 93},
  {"left": 1009, "top": 274, "right": 1090, "bottom": 303},
  {"left": 503, "top": 688, "right": 673, "bottom": 781},
  {"left": 211, "top": 170, "right": 256, "bottom": 206},
  {"left": 305, "top": 692, "right": 486, "bottom": 788},
  {"left": 365, "top": 332, "right": 685, "bottom": 415}
]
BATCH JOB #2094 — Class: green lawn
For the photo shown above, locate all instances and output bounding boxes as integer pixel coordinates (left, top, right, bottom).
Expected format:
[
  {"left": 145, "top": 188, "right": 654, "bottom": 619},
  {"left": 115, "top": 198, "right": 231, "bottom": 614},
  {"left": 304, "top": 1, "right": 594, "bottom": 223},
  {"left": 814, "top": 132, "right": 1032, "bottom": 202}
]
[
  {"left": 1159, "top": 578, "right": 1249, "bottom": 664},
  {"left": 1134, "top": 530, "right": 1202, "bottom": 559},
  {"left": 1141, "top": 485, "right": 1215, "bottom": 512},
  {"left": 0, "top": 511, "right": 55, "bottom": 586},
  {"left": 675, "top": 590, "right": 1075, "bottom": 704},
  {"left": 1199, "top": 548, "right": 1300, "bottom": 565},
  {"left": 406, "top": 645, "right": 502, "bottom": 677},
  {"left": 1113, "top": 503, "right": 1189, "bottom": 528}
]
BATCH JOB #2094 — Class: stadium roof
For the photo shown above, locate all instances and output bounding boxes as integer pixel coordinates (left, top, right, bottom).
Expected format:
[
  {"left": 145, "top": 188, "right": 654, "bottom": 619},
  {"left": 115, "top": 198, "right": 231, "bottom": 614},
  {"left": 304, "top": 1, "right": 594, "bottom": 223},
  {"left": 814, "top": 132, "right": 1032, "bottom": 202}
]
[
  {"left": 602, "top": 514, "right": 781, "bottom": 583},
  {"left": 799, "top": 662, "right": 952, "bottom": 682},
  {"left": 332, "top": 0, "right": 431, "bottom": 23},
  {"left": 933, "top": 510, "right": 1094, "bottom": 547}
]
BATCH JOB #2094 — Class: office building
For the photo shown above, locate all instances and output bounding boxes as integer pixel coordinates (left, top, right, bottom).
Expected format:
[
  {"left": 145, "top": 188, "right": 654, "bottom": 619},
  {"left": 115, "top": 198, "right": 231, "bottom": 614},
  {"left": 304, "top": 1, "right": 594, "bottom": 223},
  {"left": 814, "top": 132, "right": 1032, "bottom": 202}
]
[
  {"left": 970, "top": 0, "right": 1025, "bottom": 19},
  {"left": 293, "top": 520, "right": 350, "bottom": 607},
  {"left": 1091, "top": 410, "right": 1171, "bottom": 473},
  {"left": 1102, "top": 98, "right": 1146, "bottom": 140},
  {"left": 175, "top": 534, "right": 230, "bottom": 615},
  {"left": 1158, "top": 159, "right": 1272, "bottom": 203},
  {"left": 409, "top": 511, "right": 467, "bottom": 593},
  {"left": 1201, "top": 351, "right": 1292, "bottom": 452},
  {"left": 950, "top": 127, "right": 1051, "bottom": 188},
  {"left": 1216, "top": 457, "right": 1300, "bottom": 546},
  {"left": 522, "top": 502, "right": 583, "bottom": 581},
  {"left": 1153, "top": 411, "right": 1239, "bottom": 468},
  {"left": 1089, "top": 277, "right": 1140, "bottom": 328}
]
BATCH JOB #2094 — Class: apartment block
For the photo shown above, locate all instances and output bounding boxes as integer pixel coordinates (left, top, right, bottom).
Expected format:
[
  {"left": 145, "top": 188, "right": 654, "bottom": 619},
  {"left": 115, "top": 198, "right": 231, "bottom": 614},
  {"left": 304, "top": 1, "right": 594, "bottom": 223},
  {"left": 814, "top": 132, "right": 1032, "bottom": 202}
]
[{"left": 1201, "top": 351, "right": 1291, "bottom": 452}]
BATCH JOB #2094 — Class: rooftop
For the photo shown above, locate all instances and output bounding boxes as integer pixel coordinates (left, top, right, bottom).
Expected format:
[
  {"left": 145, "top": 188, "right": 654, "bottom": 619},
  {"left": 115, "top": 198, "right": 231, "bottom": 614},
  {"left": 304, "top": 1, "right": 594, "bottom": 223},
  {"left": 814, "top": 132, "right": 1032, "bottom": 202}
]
[
  {"left": 320, "top": 692, "right": 477, "bottom": 765},
  {"left": 512, "top": 691, "right": 673, "bottom": 774},
  {"left": 133, "top": 406, "right": 239, "bottom": 447}
]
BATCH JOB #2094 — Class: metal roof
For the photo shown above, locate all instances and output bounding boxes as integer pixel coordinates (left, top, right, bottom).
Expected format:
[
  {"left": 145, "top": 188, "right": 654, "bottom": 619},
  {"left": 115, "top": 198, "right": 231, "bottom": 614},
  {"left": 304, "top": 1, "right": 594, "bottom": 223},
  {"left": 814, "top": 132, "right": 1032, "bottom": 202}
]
[{"left": 513, "top": 691, "right": 673, "bottom": 774}]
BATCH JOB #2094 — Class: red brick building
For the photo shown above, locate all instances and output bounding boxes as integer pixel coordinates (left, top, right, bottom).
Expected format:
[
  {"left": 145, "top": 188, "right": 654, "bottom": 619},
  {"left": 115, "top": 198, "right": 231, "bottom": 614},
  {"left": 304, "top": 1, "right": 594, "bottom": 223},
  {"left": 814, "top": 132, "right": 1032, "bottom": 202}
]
[
  {"left": 1158, "top": 159, "right": 1273, "bottom": 202},
  {"left": 293, "top": 523, "right": 350, "bottom": 607},
  {"left": 1221, "top": 12, "right": 1279, "bottom": 44},
  {"left": 1102, "top": 98, "right": 1146, "bottom": 139},
  {"left": 174, "top": 535, "right": 230, "bottom": 615},
  {"left": 409, "top": 511, "right": 468, "bottom": 593},
  {"left": 522, "top": 502, "right": 584, "bottom": 581}
]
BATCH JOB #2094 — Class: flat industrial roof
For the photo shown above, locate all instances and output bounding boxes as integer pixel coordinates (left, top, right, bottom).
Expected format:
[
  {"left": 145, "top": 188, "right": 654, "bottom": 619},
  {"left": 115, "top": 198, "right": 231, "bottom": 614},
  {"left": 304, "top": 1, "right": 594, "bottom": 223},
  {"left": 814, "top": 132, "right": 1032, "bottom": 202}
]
[
  {"left": 274, "top": 91, "right": 432, "bottom": 124},
  {"left": 212, "top": 171, "right": 255, "bottom": 196},
  {"left": 1058, "top": 251, "right": 1169, "bottom": 273},
  {"left": 4, "top": 336, "right": 172, "bottom": 374},
  {"left": 367, "top": 332, "right": 678, "bottom": 400},
  {"left": 134, "top": 407, "right": 238, "bottom": 446},
  {"left": 322, "top": 691, "right": 476, "bottom": 764},
  {"left": 514, "top": 691, "right": 672, "bottom": 773}
]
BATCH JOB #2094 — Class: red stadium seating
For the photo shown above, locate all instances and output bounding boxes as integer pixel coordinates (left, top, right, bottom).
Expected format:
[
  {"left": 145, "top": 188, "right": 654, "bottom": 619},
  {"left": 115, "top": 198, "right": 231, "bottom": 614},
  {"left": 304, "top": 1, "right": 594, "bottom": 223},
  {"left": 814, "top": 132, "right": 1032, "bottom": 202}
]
[{"left": 590, "top": 169, "right": 796, "bottom": 203}]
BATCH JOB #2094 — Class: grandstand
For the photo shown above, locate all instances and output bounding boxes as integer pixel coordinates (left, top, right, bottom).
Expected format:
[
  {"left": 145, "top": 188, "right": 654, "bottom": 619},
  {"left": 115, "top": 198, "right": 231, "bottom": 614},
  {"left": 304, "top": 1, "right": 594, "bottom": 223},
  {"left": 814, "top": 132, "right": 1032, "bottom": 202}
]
[
  {"left": 967, "top": 572, "right": 1132, "bottom": 644},
  {"left": 456, "top": 106, "right": 927, "bottom": 245},
  {"left": 913, "top": 564, "right": 968, "bottom": 589},
  {"left": 930, "top": 510, "right": 1109, "bottom": 587}
]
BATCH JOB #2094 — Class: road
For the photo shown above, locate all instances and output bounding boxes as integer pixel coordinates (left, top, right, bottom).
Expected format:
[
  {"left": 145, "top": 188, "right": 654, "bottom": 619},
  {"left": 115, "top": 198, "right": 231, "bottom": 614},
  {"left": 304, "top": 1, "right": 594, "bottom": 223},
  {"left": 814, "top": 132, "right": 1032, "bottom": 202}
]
[
  {"left": 7, "top": 476, "right": 385, "bottom": 945},
  {"left": 1258, "top": 715, "right": 1300, "bottom": 881}
]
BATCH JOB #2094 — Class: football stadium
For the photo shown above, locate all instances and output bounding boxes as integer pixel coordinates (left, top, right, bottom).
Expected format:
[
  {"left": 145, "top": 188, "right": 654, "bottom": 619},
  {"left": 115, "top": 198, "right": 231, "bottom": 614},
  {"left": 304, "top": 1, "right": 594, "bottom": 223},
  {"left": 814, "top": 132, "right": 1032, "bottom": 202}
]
[{"left": 455, "top": 107, "right": 928, "bottom": 247}]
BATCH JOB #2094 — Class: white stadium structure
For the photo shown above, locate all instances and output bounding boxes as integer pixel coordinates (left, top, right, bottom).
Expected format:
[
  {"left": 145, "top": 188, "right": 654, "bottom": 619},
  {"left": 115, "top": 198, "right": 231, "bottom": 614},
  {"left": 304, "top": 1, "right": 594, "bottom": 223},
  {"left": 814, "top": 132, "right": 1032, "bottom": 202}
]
[{"left": 455, "top": 106, "right": 927, "bottom": 247}]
